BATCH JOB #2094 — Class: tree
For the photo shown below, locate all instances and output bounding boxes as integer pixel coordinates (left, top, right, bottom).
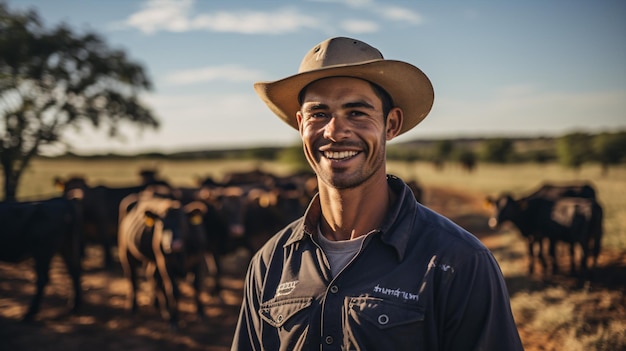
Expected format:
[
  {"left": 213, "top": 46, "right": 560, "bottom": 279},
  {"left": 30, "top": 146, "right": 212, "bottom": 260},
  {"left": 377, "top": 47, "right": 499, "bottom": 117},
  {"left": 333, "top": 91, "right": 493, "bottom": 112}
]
[
  {"left": 480, "top": 138, "right": 514, "bottom": 163},
  {"left": 0, "top": 2, "right": 158, "bottom": 201},
  {"left": 556, "top": 132, "right": 593, "bottom": 171},
  {"left": 593, "top": 131, "right": 626, "bottom": 176}
]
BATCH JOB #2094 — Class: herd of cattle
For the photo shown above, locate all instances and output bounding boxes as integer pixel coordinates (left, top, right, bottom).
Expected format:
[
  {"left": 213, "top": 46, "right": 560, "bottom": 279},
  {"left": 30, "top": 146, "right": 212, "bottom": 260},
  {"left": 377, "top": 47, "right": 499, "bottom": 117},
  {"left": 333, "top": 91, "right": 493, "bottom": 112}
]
[
  {"left": 486, "top": 182, "right": 603, "bottom": 284},
  {"left": 1, "top": 168, "right": 318, "bottom": 327},
  {"left": 0, "top": 169, "right": 603, "bottom": 327}
]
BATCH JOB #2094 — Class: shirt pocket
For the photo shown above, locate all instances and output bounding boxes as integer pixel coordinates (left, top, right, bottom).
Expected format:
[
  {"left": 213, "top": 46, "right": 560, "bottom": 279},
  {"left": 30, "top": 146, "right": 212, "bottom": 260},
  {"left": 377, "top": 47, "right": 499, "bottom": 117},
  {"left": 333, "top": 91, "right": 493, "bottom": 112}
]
[
  {"left": 259, "top": 296, "right": 313, "bottom": 328},
  {"left": 344, "top": 296, "right": 425, "bottom": 350}
]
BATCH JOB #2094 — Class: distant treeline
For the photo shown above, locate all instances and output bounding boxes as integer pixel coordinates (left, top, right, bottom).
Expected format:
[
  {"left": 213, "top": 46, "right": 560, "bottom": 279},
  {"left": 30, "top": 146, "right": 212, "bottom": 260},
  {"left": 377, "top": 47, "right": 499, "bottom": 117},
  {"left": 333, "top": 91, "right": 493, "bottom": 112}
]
[{"left": 51, "top": 131, "right": 626, "bottom": 172}]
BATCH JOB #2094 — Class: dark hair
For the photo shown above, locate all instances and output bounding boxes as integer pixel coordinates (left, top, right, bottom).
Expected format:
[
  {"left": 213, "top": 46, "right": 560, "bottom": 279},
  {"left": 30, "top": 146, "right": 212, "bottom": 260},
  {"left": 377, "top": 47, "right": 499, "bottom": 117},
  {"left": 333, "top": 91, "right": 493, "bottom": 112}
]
[{"left": 298, "top": 78, "right": 394, "bottom": 120}]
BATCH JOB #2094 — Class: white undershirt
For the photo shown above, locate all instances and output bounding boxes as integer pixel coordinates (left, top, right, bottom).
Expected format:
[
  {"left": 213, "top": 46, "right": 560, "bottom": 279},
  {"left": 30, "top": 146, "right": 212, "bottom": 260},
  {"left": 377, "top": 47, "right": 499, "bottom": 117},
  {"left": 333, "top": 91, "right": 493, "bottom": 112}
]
[{"left": 316, "top": 225, "right": 368, "bottom": 278}]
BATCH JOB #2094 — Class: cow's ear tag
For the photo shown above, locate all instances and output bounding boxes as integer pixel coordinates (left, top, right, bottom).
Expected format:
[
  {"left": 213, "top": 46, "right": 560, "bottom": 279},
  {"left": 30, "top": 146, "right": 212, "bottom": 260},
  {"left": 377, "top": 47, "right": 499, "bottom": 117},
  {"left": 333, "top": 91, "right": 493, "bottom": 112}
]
[
  {"left": 145, "top": 216, "right": 155, "bottom": 227},
  {"left": 190, "top": 214, "right": 203, "bottom": 225}
]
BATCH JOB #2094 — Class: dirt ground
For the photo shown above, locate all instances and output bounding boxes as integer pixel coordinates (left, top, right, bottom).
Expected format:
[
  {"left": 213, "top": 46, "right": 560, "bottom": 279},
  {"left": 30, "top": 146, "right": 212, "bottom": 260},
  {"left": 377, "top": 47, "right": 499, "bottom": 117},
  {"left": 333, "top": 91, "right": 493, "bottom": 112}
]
[{"left": 1, "top": 186, "right": 624, "bottom": 351}]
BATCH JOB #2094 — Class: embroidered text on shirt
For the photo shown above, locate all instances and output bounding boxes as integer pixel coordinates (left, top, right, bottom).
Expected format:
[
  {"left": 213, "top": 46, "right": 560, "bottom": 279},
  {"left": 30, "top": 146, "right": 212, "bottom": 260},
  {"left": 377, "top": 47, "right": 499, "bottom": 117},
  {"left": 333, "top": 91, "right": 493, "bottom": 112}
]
[
  {"left": 276, "top": 281, "right": 299, "bottom": 296},
  {"left": 373, "top": 285, "right": 419, "bottom": 301}
]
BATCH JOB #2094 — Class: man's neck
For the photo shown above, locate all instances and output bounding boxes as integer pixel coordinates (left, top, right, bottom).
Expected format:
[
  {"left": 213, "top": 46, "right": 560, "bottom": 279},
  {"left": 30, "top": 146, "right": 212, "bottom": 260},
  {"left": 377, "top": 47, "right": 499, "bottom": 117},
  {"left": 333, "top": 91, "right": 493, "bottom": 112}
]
[{"left": 318, "top": 175, "right": 390, "bottom": 241}]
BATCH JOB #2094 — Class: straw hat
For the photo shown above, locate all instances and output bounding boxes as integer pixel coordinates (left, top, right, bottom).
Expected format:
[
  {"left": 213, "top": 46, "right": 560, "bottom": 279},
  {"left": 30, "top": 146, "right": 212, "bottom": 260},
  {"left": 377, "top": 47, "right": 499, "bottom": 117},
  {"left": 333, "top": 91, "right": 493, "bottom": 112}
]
[{"left": 253, "top": 37, "right": 434, "bottom": 135}]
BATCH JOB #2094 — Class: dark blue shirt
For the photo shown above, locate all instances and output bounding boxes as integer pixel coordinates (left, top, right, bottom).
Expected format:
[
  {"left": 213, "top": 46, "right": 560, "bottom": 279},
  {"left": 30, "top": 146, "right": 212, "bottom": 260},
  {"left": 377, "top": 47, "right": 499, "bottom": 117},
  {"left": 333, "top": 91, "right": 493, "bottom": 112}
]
[{"left": 231, "top": 175, "right": 524, "bottom": 351}]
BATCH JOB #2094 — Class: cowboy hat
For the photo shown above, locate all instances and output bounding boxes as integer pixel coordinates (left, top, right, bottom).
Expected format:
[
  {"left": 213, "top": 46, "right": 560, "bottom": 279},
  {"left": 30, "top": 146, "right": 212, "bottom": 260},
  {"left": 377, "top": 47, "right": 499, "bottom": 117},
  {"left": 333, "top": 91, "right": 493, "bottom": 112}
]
[{"left": 253, "top": 36, "right": 434, "bottom": 135}]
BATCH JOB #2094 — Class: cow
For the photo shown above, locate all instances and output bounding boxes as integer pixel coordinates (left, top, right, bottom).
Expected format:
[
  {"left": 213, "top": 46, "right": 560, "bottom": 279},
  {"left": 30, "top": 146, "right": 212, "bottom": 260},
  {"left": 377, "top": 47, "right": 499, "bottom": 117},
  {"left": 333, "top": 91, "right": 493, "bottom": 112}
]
[
  {"left": 117, "top": 189, "right": 209, "bottom": 328},
  {"left": 525, "top": 182, "right": 596, "bottom": 201},
  {"left": 0, "top": 192, "right": 83, "bottom": 321},
  {"left": 55, "top": 173, "right": 172, "bottom": 269},
  {"left": 487, "top": 193, "right": 603, "bottom": 282},
  {"left": 186, "top": 170, "right": 315, "bottom": 298}
]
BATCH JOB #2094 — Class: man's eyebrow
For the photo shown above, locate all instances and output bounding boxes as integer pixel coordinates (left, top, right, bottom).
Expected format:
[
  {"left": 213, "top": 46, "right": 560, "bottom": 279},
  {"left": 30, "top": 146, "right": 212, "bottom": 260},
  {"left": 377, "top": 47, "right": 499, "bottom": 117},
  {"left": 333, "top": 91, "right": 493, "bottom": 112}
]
[
  {"left": 303, "top": 101, "right": 375, "bottom": 111},
  {"left": 302, "top": 103, "right": 328, "bottom": 112},
  {"left": 343, "top": 101, "right": 375, "bottom": 110}
]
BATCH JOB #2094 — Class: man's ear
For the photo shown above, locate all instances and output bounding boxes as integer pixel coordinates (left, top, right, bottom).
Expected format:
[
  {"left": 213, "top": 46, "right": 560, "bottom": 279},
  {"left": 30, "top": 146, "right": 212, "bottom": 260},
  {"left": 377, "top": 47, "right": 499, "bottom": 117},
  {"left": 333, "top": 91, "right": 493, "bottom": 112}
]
[
  {"left": 296, "top": 111, "right": 304, "bottom": 134},
  {"left": 386, "top": 107, "right": 403, "bottom": 140}
]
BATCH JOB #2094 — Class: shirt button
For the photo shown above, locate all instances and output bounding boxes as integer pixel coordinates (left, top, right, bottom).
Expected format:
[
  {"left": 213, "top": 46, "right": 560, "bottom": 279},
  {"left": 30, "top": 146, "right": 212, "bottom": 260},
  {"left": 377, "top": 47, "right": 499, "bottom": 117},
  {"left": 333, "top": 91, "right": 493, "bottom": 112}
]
[
  {"left": 330, "top": 285, "right": 339, "bottom": 293},
  {"left": 325, "top": 336, "right": 334, "bottom": 344},
  {"left": 378, "top": 314, "right": 389, "bottom": 325}
]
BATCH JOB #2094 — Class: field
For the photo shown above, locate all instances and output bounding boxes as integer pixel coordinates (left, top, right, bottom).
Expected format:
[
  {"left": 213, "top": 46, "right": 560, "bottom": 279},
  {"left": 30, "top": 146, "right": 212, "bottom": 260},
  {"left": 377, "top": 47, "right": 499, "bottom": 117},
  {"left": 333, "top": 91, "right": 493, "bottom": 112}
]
[{"left": 1, "top": 158, "right": 625, "bottom": 350}]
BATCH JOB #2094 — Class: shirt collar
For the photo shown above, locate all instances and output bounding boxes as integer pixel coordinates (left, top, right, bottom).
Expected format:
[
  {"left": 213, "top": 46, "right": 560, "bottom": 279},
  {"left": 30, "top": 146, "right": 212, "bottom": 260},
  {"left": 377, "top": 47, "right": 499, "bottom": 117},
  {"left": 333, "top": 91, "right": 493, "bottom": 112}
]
[{"left": 284, "top": 175, "right": 419, "bottom": 260}]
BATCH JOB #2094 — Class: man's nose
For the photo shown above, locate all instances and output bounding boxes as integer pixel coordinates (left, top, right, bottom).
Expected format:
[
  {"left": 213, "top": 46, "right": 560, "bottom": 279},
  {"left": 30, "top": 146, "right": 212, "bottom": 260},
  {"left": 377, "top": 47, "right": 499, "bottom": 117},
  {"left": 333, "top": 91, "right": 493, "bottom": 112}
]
[{"left": 323, "top": 116, "right": 350, "bottom": 141}]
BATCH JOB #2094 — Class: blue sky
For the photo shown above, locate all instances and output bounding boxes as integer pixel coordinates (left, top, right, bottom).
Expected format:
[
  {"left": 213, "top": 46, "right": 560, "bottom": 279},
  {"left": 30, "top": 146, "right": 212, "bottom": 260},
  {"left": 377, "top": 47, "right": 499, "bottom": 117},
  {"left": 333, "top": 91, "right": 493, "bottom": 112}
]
[{"left": 8, "top": 0, "right": 626, "bottom": 155}]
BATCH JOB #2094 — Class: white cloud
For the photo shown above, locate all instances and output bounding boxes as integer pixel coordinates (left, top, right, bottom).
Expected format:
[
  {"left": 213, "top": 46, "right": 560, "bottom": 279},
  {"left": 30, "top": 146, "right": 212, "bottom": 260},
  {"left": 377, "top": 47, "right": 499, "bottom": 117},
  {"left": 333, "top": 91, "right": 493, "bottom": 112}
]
[
  {"left": 120, "top": 0, "right": 319, "bottom": 35},
  {"left": 341, "top": 20, "right": 379, "bottom": 33},
  {"left": 315, "top": 0, "right": 423, "bottom": 25},
  {"left": 192, "top": 9, "right": 319, "bottom": 34},
  {"left": 379, "top": 6, "right": 423, "bottom": 25},
  {"left": 163, "top": 65, "right": 266, "bottom": 86},
  {"left": 124, "top": 0, "right": 194, "bottom": 34},
  {"left": 118, "top": 0, "right": 423, "bottom": 35}
]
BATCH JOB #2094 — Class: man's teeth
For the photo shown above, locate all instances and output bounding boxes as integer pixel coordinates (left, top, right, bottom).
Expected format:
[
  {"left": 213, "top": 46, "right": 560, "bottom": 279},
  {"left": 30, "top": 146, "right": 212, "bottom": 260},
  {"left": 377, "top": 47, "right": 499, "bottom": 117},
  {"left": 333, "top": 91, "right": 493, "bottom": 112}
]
[{"left": 324, "top": 151, "right": 358, "bottom": 160}]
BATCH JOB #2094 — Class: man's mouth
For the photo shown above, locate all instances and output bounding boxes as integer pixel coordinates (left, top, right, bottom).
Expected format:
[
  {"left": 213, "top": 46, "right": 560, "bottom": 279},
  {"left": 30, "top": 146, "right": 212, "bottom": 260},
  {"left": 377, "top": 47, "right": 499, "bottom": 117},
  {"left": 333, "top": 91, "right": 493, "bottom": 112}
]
[{"left": 323, "top": 150, "right": 359, "bottom": 160}]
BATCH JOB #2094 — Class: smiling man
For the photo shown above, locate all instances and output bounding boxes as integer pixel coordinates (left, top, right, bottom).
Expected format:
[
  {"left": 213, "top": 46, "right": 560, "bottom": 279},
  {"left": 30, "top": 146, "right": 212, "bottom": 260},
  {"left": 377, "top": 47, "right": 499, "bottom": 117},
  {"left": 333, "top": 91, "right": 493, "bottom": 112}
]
[{"left": 231, "top": 37, "right": 524, "bottom": 351}]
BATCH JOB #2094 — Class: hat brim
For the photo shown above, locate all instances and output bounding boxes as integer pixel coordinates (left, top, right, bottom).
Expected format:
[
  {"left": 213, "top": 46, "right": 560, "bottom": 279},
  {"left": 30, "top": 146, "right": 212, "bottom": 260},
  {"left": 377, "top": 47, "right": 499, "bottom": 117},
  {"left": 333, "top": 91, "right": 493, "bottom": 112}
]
[{"left": 254, "top": 59, "right": 434, "bottom": 135}]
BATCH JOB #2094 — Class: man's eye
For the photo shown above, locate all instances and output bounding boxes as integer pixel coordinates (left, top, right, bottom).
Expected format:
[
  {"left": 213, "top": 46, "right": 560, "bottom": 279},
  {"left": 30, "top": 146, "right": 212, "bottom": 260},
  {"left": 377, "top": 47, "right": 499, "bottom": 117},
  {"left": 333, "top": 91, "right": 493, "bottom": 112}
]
[
  {"left": 349, "top": 110, "right": 366, "bottom": 117},
  {"left": 308, "top": 112, "right": 329, "bottom": 119}
]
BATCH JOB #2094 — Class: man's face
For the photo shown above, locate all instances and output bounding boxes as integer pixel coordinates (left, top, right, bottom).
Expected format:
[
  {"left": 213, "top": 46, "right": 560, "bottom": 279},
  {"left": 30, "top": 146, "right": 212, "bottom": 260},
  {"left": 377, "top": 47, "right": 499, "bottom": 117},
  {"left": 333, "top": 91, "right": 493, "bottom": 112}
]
[{"left": 296, "top": 77, "right": 401, "bottom": 189}]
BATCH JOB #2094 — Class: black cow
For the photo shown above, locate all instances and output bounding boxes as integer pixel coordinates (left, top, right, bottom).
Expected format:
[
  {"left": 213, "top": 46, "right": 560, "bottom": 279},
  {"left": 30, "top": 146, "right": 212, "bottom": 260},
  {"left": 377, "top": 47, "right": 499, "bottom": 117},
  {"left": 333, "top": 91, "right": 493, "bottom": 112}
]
[
  {"left": 55, "top": 175, "right": 171, "bottom": 268},
  {"left": 117, "top": 190, "right": 208, "bottom": 328},
  {"left": 526, "top": 182, "right": 597, "bottom": 201},
  {"left": 488, "top": 193, "right": 603, "bottom": 281},
  {"left": 0, "top": 194, "right": 83, "bottom": 321}
]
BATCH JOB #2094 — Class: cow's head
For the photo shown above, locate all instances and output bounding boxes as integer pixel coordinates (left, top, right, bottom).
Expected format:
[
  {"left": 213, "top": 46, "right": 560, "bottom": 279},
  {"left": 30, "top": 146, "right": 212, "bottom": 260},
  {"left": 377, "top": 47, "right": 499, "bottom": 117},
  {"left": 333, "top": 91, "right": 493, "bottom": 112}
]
[
  {"left": 54, "top": 176, "right": 89, "bottom": 194},
  {"left": 486, "top": 194, "right": 518, "bottom": 229}
]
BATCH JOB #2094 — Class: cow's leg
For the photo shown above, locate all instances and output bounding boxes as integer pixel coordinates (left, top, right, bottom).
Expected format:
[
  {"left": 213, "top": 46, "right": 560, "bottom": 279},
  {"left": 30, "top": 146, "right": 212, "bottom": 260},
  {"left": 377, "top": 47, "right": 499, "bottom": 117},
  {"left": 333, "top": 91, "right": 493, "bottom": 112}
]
[
  {"left": 59, "top": 248, "right": 82, "bottom": 313},
  {"left": 527, "top": 238, "right": 535, "bottom": 275},
  {"left": 191, "top": 262, "right": 206, "bottom": 318},
  {"left": 102, "top": 229, "right": 115, "bottom": 269},
  {"left": 204, "top": 251, "right": 223, "bottom": 298},
  {"left": 579, "top": 242, "right": 589, "bottom": 281},
  {"left": 536, "top": 238, "right": 549, "bottom": 278},
  {"left": 547, "top": 238, "right": 559, "bottom": 275},
  {"left": 154, "top": 254, "right": 178, "bottom": 329},
  {"left": 569, "top": 242, "right": 578, "bottom": 276},
  {"left": 23, "top": 255, "right": 53, "bottom": 321},
  {"left": 119, "top": 250, "right": 140, "bottom": 313},
  {"left": 145, "top": 262, "right": 161, "bottom": 310}
]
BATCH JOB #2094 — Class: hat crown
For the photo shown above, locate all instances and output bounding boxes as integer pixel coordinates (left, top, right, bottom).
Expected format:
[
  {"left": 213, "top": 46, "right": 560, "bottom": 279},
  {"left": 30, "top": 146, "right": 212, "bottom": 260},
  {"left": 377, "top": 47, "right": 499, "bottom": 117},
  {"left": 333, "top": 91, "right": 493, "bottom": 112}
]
[{"left": 298, "top": 37, "right": 384, "bottom": 73}]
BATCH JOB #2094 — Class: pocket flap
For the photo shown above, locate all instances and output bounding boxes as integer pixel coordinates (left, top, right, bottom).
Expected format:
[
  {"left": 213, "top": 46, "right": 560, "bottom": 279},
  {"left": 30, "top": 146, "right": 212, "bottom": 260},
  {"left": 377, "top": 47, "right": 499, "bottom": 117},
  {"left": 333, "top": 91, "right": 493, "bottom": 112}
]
[
  {"left": 259, "top": 297, "right": 313, "bottom": 328},
  {"left": 350, "top": 297, "right": 424, "bottom": 330}
]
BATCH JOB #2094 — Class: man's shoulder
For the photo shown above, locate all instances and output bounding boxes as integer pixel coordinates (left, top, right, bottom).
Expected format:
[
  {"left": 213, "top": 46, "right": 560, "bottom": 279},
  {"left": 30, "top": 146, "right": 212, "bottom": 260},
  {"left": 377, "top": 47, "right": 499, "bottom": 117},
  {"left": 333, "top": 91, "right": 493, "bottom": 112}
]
[{"left": 414, "top": 203, "right": 489, "bottom": 255}]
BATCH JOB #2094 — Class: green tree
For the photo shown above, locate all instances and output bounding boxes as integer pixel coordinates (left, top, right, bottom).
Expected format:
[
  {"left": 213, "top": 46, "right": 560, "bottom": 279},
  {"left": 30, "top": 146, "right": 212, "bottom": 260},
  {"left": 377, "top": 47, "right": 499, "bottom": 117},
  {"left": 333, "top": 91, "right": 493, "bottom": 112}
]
[
  {"left": 0, "top": 2, "right": 158, "bottom": 201},
  {"left": 556, "top": 132, "right": 593, "bottom": 171},
  {"left": 480, "top": 138, "right": 514, "bottom": 163},
  {"left": 593, "top": 131, "right": 626, "bottom": 176},
  {"left": 278, "top": 143, "right": 310, "bottom": 172}
]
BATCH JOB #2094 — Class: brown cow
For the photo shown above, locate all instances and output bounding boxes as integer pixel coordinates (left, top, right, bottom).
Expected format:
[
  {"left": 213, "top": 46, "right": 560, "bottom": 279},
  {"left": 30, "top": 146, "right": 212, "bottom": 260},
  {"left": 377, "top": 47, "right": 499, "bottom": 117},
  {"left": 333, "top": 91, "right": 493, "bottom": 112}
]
[{"left": 118, "top": 190, "right": 208, "bottom": 328}]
